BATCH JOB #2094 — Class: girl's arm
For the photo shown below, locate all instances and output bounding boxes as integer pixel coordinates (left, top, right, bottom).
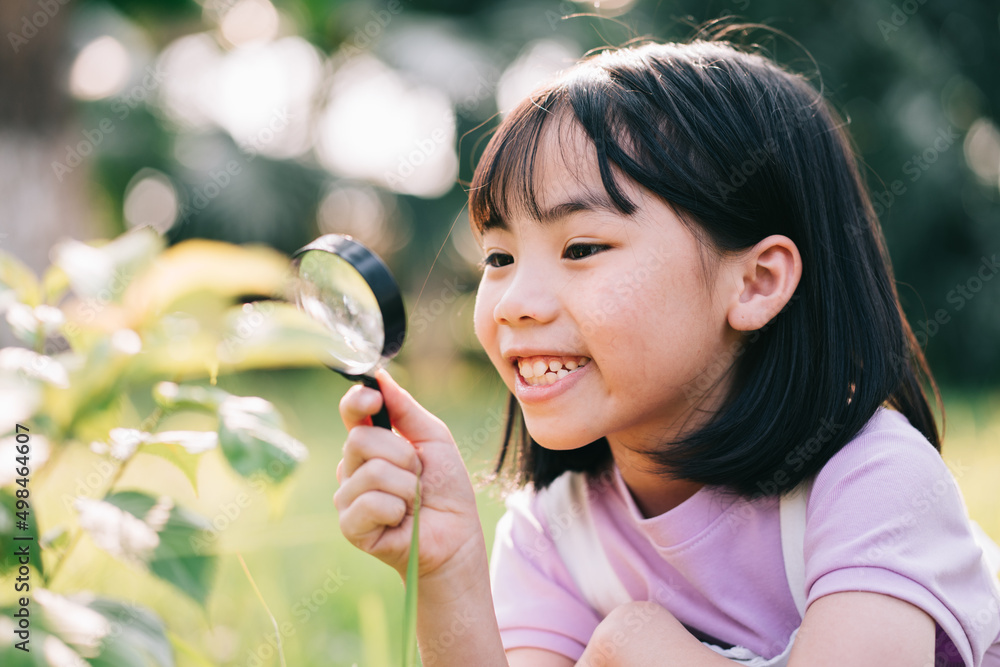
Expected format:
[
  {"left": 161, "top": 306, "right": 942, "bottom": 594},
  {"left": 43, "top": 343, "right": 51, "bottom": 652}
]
[
  {"left": 787, "top": 591, "right": 935, "bottom": 667},
  {"left": 578, "top": 594, "right": 935, "bottom": 667},
  {"left": 335, "top": 369, "right": 509, "bottom": 666}
]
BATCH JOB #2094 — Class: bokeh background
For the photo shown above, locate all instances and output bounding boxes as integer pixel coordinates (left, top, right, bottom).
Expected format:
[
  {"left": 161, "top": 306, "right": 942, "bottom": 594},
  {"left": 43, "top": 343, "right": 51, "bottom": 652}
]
[{"left": 1, "top": 0, "right": 998, "bottom": 665}]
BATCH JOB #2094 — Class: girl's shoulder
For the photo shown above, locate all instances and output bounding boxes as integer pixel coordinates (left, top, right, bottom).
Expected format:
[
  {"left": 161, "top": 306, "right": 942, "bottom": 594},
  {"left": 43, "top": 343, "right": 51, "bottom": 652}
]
[
  {"left": 810, "top": 406, "right": 956, "bottom": 510},
  {"left": 804, "top": 407, "right": 1000, "bottom": 666}
]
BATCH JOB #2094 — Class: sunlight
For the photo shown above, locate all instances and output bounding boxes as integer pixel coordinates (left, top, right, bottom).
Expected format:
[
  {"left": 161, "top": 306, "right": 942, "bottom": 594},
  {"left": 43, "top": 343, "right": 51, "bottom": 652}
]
[
  {"left": 123, "top": 169, "right": 179, "bottom": 234},
  {"left": 69, "top": 35, "right": 131, "bottom": 101},
  {"left": 496, "top": 39, "right": 580, "bottom": 114},
  {"left": 219, "top": 0, "right": 280, "bottom": 47},
  {"left": 157, "top": 34, "right": 321, "bottom": 158},
  {"left": 963, "top": 118, "right": 1000, "bottom": 189},
  {"left": 316, "top": 54, "right": 457, "bottom": 198}
]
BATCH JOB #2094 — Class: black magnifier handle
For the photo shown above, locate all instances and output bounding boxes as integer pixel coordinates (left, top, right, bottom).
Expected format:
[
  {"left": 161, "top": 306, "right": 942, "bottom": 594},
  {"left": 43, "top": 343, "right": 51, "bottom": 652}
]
[{"left": 357, "top": 374, "right": 391, "bottom": 430}]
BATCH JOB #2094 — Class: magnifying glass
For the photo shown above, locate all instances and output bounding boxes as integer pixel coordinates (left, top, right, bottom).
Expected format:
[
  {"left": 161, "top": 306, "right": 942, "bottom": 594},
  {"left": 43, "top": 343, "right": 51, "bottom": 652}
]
[{"left": 291, "top": 234, "right": 406, "bottom": 429}]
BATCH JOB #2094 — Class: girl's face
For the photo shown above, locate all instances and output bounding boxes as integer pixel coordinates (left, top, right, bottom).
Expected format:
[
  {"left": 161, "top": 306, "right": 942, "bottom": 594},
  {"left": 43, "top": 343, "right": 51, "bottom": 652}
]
[{"left": 473, "top": 121, "right": 743, "bottom": 453}]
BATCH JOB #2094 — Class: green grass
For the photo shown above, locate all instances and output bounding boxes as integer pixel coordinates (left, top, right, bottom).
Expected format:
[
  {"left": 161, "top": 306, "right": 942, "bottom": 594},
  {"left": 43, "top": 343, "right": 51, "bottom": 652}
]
[{"left": 24, "top": 365, "right": 1000, "bottom": 666}]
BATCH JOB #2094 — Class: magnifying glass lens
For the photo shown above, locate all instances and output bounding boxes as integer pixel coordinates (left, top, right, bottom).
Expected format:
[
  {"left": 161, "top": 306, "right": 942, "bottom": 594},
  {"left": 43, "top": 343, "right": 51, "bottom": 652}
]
[{"left": 296, "top": 249, "right": 384, "bottom": 375}]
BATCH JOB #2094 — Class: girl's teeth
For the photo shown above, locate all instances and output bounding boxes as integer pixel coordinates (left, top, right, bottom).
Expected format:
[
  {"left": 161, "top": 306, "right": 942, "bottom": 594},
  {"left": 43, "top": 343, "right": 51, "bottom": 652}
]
[{"left": 517, "top": 357, "right": 591, "bottom": 386}]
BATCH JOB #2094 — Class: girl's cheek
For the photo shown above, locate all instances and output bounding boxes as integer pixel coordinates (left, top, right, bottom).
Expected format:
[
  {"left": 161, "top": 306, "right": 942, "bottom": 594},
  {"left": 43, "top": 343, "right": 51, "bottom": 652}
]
[{"left": 472, "top": 283, "right": 497, "bottom": 349}]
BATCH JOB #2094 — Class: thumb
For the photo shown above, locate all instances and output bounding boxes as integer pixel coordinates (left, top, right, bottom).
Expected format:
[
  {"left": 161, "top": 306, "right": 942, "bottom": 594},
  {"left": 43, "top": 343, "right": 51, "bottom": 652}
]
[{"left": 375, "top": 368, "right": 451, "bottom": 445}]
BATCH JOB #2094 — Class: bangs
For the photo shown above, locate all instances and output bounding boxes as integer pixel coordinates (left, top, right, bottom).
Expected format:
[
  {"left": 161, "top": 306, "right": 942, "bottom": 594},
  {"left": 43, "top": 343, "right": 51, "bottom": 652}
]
[
  {"left": 468, "top": 50, "right": 739, "bottom": 246},
  {"left": 468, "top": 77, "right": 639, "bottom": 234}
]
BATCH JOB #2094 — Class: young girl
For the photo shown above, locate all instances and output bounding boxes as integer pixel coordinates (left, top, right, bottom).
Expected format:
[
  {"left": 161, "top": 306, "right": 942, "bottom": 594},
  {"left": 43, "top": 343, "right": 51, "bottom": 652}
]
[{"left": 333, "top": 35, "right": 1000, "bottom": 666}]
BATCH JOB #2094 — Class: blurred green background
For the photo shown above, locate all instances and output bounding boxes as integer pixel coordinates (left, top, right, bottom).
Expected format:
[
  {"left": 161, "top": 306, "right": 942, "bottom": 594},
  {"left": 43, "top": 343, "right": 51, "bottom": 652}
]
[{"left": 1, "top": 0, "right": 998, "bottom": 664}]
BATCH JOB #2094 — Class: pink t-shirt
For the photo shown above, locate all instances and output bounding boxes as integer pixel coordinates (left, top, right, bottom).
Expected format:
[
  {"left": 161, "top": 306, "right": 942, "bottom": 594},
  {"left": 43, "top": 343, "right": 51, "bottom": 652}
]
[{"left": 489, "top": 407, "right": 1000, "bottom": 665}]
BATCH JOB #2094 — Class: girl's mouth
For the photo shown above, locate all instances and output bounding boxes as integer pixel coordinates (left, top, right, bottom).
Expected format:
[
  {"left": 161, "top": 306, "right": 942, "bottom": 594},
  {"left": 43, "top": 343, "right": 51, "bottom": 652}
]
[
  {"left": 516, "top": 355, "right": 591, "bottom": 386},
  {"left": 512, "top": 355, "right": 592, "bottom": 403}
]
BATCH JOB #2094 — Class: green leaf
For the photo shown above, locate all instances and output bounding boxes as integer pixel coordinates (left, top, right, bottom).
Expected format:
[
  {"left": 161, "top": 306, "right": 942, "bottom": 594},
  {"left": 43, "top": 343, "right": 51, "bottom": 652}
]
[
  {"left": 403, "top": 479, "right": 420, "bottom": 667},
  {"left": 2, "top": 303, "right": 66, "bottom": 347},
  {"left": 0, "top": 591, "right": 174, "bottom": 666},
  {"left": 216, "top": 396, "right": 307, "bottom": 483},
  {"left": 140, "top": 431, "right": 218, "bottom": 496},
  {"left": 51, "top": 227, "right": 163, "bottom": 301},
  {"left": 40, "top": 525, "right": 69, "bottom": 551},
  {"left": 120, "top": 238, "right": 290, "bottom": 326},
  {"left": 152, "top": 382, "right": 230, "bottom": 413},
  {"left": 0, "top": 489, "right": 43, "bottom": 576},
  {"left": 0, "top": 250, "right": 42, "bottom": 307},
  {"left": 86, "top": 597, "right": 174, "bottom": 667},
  {"left": 75, "top": 492, "right": 216, "bottom": 607},
  {"left": 41, "top": 264, "right": 70, "bottom": 305},
  {"left": 0, "top": 347, "right": 69, "bottom": 388},
  {"left": 216, "top": 300, "right": 344, "bottom": 371},
  {"left": 0, "top": 614, "right": 55, "bottom": 666}
]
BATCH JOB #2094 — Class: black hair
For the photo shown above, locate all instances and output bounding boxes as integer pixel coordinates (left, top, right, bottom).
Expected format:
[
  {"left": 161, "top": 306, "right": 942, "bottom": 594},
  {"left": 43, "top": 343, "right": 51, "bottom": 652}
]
[{"left": 469, "top": 33, "right": 941, "bottom": 499}]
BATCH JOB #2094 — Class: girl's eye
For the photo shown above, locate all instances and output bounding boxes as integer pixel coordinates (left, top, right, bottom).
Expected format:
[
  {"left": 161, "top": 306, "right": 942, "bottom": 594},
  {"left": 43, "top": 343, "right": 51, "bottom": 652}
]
[
  {"left": 564, "top": 243, "right": 610, "bottom": 260},
  {"left": 481, "top": 252, "right": 513, "bottom": 269}
]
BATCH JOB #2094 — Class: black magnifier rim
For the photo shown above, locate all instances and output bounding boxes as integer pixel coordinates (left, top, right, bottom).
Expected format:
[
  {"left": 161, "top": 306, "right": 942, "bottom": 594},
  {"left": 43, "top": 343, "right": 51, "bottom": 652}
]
[{"left": 291, "top": 234, "right": 406, "bottom": 361}]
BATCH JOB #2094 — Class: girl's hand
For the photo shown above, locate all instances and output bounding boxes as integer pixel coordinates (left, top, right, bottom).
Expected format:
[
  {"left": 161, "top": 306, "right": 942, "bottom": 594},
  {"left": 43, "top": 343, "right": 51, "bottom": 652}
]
[
  {"left": 334, "top": 369, "right": 482, "bottom": 581},
  {"left": 578, "top": 602, "right": 733, "bottom": 667}
]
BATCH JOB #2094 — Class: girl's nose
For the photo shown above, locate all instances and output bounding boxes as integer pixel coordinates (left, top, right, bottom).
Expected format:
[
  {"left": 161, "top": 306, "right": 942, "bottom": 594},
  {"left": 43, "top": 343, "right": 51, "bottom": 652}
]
[{"left": 493, "top": 267, "right": 559, "bottom": 326}]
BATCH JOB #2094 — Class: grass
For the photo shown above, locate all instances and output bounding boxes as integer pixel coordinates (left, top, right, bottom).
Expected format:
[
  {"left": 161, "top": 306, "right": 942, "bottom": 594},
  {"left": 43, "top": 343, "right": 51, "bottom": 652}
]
[{"left": 24, "top": 363, "right": 1000, "bottom": 666}]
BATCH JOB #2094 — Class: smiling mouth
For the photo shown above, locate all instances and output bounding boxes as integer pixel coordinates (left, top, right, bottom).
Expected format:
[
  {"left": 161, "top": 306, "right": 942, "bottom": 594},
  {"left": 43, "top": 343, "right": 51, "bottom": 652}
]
[{"left": 515, "top": 355, "right": 591, "bottom": 386}]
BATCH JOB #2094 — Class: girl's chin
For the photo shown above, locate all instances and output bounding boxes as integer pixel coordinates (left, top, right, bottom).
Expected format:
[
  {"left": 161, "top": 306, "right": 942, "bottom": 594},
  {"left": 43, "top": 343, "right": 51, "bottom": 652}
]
[{"left": 524, "top": 426, "right": 600, "bottom": 452}]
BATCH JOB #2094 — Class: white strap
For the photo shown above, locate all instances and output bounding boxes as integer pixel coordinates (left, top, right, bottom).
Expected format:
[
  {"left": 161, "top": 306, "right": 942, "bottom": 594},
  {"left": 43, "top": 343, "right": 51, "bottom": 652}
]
[
  {"left": 538, "top": 472, "right": 632, "bottom": 618},
  {"left": 779, "top": 481, "right": 812, "bottom": 619},
  {"left": 541, "top": 471, "right": 813, "bottom": 621}
]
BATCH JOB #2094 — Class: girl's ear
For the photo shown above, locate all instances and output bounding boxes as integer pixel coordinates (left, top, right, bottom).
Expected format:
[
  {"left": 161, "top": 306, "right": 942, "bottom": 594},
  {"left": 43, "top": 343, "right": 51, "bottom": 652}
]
[{"left": 726, "top": 235, "right": 802, "bottom": 332}]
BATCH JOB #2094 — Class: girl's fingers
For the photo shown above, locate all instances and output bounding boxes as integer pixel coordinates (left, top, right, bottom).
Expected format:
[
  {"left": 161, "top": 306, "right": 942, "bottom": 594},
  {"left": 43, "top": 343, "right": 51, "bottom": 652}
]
[
  {"left": 374, "top": 369, "right": 452, "bottom": 444},
  {"left": 334, "top": 457, "right": 419, "bottom": 513},
  {"left": 338, "top": 490, "right": 408, "bottom": 540},
  {"left": 339, "top": 384, "right": 384, "bottom": 430},
  {"left": 339, "top": 424, "right": 422, "bottom": 480}
]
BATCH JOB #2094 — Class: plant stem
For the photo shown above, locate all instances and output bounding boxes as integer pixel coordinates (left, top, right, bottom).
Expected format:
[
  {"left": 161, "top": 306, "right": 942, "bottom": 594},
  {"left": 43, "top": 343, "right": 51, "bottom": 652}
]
[
  {"left": 46, "top": 407, "right": 166, "bottom": 588},
  {"left": 238, "top": 553, "right": 287, "bottom": 667}
]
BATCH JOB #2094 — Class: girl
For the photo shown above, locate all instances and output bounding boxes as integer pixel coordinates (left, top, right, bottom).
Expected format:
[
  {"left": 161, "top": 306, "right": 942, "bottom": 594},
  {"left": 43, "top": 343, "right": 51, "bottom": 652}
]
[{"left": 333, "top": 35, "right": 1000, "bottom": 666}]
